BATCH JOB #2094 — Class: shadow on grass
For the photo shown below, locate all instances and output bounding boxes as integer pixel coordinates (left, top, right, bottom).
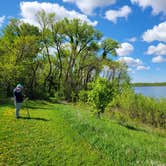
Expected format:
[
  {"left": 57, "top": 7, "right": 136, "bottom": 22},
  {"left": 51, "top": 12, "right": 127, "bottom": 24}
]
[
  {"left": 18, "top": 116, "right": 49, "bottom": 121},
  {"left": 23, "top": 106, "right": 53, "bottom": 110},
  {"left": 118, "top": 122, "right": 147, "bottom": 133}
]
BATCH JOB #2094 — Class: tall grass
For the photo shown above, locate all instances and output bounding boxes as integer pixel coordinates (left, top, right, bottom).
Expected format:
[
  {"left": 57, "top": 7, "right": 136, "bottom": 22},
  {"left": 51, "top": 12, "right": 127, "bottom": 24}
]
[{"left": 108, "top": 88, "right": 166, "bottom": 128}]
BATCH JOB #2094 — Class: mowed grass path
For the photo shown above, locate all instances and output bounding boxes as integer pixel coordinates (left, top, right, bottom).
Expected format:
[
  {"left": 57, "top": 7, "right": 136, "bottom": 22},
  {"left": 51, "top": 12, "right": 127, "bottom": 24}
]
[{"left": 0, "top": 100, "right": 166, "bottom": 166}]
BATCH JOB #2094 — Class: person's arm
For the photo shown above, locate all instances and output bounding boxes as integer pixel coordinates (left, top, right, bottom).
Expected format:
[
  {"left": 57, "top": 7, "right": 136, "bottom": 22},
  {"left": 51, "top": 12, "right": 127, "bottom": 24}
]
[{"left": 13, "top": 90, "right": 16, "bottom": 105}]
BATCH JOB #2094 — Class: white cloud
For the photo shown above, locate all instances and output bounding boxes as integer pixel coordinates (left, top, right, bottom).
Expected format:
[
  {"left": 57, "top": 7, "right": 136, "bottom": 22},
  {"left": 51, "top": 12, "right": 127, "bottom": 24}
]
[
  {"left": 136, "top": 65, "right": 150, "bottom": 70},
  {"left": 152, "top": 56, "right": 166, "bottom": 63},
  {"left": 0, "top": 16, "right": 5, "bottom": 27},
  {"left": 63, "top": 0, "right": 116, "bottom": 15},
  {"left": 105, "top": 6, "right": 131, "bottom": 23},
  {"left": 146, "top": 43, "right": 166, "bottom": 56},
  {"left": 119, "top": 57, "right": 150, "bottom": 72},
  {"left": 142, "top": 21, "right": 166, "bottom": 42},
  {"left": 127, "top": 37, "right": 137, "bottom": 42},
  {"left": 127, "top": 68, "right": 135, "bottom": 74},
  {"left": 20, "top": 1, "right": 97, "bottom": 27},
  {"left": 118, "top": 56, "right": 142, "bottom": 67},
  {"left": 131, "top": 0, "right": 166, "bottom": 15},
  {"left": 116, "top": 42, "right": 134, "bottom": 56}
]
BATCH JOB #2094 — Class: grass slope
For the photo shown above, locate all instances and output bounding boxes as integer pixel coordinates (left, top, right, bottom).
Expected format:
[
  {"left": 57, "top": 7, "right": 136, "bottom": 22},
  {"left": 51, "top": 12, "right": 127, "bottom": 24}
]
[{"left": 0, "top": 100, "right": 166, "bottom": 166}]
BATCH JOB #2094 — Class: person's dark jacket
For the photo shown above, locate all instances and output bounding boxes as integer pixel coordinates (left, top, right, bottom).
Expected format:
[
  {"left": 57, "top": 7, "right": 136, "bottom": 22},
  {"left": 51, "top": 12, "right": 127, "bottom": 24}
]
[{"left": 13, "top": 88, "right": 23, "bottom": 103}]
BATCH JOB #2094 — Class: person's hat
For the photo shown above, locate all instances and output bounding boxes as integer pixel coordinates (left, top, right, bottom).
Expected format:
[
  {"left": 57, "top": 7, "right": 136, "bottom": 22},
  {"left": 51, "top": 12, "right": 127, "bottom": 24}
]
[{"left": 16, "top": 83, "right": 23, "bottom": 89}]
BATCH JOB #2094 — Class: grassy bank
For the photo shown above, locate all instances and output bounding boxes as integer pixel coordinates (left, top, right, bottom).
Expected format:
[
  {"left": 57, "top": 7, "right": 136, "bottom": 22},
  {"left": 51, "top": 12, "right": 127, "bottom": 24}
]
[
  {"left": 132, "top": 82, "right": 166, "bottom": 87},
  {"left": 0, "top": 100, "right": 166, "bottom": 165}
]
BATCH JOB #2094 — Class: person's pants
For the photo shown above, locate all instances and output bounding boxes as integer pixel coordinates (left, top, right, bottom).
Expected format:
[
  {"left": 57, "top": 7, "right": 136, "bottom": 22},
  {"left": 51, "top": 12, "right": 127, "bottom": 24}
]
[{"left": 15, "top": 102, "right": 22, "bottom": 118}]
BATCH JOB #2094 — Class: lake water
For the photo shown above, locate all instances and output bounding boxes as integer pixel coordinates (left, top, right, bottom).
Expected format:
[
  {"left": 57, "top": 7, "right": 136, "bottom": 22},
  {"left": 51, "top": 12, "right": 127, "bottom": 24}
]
[{"left": 134, "top": 86, "right": 166, "bottom": 98}]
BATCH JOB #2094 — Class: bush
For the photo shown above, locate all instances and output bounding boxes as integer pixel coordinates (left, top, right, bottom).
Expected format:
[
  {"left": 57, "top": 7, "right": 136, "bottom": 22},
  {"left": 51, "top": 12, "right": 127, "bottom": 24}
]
[
  {"left": 87, "top": 78, "right": 115, "bottom": 117},
  {"left": 78, "top": 90, "right": 88, "bottom": 103}
]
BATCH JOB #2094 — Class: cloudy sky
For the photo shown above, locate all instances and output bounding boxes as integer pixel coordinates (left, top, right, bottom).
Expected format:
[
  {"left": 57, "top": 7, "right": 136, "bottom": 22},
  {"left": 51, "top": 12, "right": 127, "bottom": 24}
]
[{"left": 0, "top": 0, "right": 166, "bottom": 83}]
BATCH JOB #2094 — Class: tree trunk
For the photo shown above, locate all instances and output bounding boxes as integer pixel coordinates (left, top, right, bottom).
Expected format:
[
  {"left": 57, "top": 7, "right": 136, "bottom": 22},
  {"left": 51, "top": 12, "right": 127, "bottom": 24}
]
[{"left": 44, "top": 46, "right": 52, "bottom": 93}]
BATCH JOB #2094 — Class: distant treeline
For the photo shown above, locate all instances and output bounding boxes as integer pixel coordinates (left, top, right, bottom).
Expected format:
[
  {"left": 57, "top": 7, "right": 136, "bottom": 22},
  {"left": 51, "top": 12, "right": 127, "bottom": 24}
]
[{"left": 132, "top": 82, "right": 166, "bottom": 87}]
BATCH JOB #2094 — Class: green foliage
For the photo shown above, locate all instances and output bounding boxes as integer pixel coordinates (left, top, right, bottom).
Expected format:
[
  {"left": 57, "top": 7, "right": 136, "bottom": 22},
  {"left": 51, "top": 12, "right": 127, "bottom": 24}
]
[
  {"left": 78, "top": 90, "right": 88, "bottom": 103},
  {"left": 88, "top": 78, "right": 114, "bottom": 116},
  {"left": 109, "top": 87, "right": 166, "bottom": 128},
  {"left": 0, "top": 19, "right": 42, "bottom": 97},
  {"left": 109, "top": 85, "right": 134, "bottom": 110},
  {"left": 0, "top": 13, "right": 127, "bottom": 101},
  {"left": 101, "top": 38, "right": 119, "bottom": 59}
]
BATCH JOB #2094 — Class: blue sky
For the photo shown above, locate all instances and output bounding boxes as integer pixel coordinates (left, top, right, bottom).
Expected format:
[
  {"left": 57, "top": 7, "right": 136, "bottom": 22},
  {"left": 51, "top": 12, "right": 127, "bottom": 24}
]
[{"left": 0, "top": 0, "right": 166, "bottom": 83}]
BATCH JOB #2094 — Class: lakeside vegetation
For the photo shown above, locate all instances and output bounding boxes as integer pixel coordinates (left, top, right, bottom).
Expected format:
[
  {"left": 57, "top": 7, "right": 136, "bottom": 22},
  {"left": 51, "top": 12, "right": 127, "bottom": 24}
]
[
  {"left": 0, "top": 100, "right": 166, "bottom": 165},
  {"left": 132, "top": 82, "right": 166, "bottom": 87},
  {"left": 78, "top": 80, "right": 166, "bottom": 129}
]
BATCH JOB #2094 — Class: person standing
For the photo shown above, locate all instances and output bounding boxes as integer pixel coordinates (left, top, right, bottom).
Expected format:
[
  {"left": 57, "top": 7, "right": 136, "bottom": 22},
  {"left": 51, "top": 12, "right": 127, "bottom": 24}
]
[{"left": 13, "top": 84, "right": 24, "bottom": 118}]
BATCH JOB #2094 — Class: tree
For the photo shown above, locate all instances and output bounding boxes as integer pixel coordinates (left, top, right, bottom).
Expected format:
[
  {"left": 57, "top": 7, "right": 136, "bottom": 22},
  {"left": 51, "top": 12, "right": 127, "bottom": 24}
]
[
  {"left": 0, "top": 13, "right": 130, "bottom": 102},
  {"left": 35, "top": 10, "right": 55, "bottom": 94},
  {"left": 0, "top": 19, "right": 41, "bottom": 97},
  {"left": 101, "top": 38, "right": 119, "bottom": 59},
  {"left": 52, "top": 18, "right": 102, "bottom": 100}
]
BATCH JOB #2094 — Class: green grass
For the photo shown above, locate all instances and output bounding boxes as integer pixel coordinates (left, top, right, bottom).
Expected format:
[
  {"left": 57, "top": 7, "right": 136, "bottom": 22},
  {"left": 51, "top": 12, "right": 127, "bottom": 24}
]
[{"left": 0, "top": 100, "right": 166, "bottom": 166}]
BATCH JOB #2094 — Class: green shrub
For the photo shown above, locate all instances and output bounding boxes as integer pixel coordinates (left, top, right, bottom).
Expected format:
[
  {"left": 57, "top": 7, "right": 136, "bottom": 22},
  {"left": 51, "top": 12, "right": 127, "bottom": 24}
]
[
  {"left": 78, "top": 90, "right": 88, "bottom": 103},
  {"left": 109, "top": 87, "right": 134, "bottom": 111},
  {"left": 87, "top": 78, "right": 114, "bottom": 117}
]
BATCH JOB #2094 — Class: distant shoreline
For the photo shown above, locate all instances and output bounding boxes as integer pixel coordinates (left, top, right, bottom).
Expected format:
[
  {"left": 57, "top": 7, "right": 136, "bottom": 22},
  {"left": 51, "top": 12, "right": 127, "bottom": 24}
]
[{"left": 132, "top": 82, "right": 166, "bottom": 87}]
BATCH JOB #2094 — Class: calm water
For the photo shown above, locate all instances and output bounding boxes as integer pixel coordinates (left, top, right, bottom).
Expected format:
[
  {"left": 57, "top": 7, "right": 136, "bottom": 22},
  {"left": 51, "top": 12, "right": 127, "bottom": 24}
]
[{"left": 134, "top": 86, "right": 166, "bottom": 98}]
